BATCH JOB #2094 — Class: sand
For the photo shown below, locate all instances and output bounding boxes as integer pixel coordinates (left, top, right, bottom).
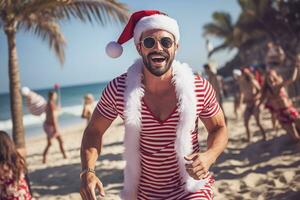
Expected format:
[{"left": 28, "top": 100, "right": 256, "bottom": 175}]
[{"left": 26, "top": 100, "right": 300, "bottom": 200}]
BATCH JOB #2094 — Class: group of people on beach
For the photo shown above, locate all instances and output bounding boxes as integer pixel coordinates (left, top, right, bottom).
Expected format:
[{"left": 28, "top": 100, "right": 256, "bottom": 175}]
[
  {"left": 1, "top": 9, "right": 300, "bottom": 200},
  {"left": 227, "top": 42, "right": 300, "bottom": 143}
]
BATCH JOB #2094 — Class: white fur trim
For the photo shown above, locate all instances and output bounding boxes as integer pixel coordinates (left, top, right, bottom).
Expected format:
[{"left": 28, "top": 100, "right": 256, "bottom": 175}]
[
  {"left": 121, "top": 59, "right": 209, "bottom": 199},
  {"left": 121, "top": 59, "right": 144, "bottom": 200},
  {"left": 133, "top": 14, "right": 180, "bottom": 44},
  {"left": 172, "top": 60, "right": 209, "bottom": 191}
]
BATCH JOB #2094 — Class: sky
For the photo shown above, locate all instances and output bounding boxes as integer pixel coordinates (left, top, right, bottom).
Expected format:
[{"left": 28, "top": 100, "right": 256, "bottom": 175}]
[{"left": 0, "top": 0, "right": 241, "bottom": 94}]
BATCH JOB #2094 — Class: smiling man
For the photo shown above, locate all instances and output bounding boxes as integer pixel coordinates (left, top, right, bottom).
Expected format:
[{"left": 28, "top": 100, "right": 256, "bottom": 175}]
[{"left": 80, "top": 10, "right": 228, "bottom": 200}]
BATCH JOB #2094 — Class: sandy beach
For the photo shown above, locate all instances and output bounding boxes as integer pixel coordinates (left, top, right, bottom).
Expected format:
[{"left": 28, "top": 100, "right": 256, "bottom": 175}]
[{"left": 26, "top": 100, "right": 300, "bottom": 200}]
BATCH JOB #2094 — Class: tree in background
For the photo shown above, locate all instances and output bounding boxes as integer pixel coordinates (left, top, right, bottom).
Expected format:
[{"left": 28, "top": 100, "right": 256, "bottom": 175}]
[
  {"left": 0, "top": 0, "right": 129, "bottom": 151},
  {"left": 203, "top": 0, "right": 300, "bottom": 76}
]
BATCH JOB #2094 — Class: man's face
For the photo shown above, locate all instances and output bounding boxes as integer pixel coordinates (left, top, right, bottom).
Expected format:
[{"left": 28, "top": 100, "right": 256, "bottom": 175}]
[{"left": 137, "top": 29, "right": 178, "bottom": 77}]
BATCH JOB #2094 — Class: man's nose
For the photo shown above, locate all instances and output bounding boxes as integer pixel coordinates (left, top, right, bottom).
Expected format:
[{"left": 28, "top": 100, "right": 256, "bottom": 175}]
[{"left": 153, "top": 40, "right": 163, "bottom": 50}]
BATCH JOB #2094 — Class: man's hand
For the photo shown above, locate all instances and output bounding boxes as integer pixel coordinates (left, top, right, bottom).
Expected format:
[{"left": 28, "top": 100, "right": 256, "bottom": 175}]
[
  {"left": 80, "top": 172, "right": 105, "bottom": 200},
  {"left": 184, "top": 152, "right": 215, "bottom": 180}
]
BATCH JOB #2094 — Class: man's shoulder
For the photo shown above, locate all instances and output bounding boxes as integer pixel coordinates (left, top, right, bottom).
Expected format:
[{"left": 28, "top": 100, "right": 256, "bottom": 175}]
[
  {"left": 194, "top": 74, "right": 206, "bottom": 85},
  {"left": 107, "top": 73, "right": 127, "bottom": 89},
  {"left": 109, "top": 73, "right": 127, "bottom": 84}
]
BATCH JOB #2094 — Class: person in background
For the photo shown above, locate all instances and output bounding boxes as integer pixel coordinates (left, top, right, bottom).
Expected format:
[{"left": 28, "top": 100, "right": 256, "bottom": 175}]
[
  {"left": 204, "top": 63, "right": 227, "bottom": 123},
  {"left": 232, "top": 69, "right": 242, "bottom": 120},
  {"left": 239, "top": 67, "right": 266, "bottom": 142},
  {"left": 42, "top": 90, "right": 67, "bottom": 163},
  {"left": 0, "top": 130, "right": 32, "bottom": 200},
  {"left": 260, "top": 55, "right": 300, "bottom": 141},
  {"left": 81, "top": 93, "right": 95, "bottom": 125}
]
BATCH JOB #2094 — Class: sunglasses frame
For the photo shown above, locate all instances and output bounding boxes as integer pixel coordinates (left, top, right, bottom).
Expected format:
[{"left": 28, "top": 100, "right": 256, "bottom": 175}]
[{"left": 140, "top": 36, "right": 175, "bottom": 49}]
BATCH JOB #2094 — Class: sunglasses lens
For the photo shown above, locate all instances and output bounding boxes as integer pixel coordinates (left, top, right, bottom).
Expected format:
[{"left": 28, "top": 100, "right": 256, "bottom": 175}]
[
  {"left": 143, "top": 37, "right": 155, "bottom": 48},
  {"left": 160, "top": 37, "right": 173, "bottom": 48}
]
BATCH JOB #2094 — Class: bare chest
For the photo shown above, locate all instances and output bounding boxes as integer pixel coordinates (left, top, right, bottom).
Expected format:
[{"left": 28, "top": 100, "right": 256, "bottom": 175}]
[{"left": 143, "top": 91, "right": 177, "bottom": 122}]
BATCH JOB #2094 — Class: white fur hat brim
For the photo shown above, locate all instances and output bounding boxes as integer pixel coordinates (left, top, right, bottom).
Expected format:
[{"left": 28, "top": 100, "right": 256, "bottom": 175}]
[{"left": 133, "top": 14, "right": 180, "bottom": 44}]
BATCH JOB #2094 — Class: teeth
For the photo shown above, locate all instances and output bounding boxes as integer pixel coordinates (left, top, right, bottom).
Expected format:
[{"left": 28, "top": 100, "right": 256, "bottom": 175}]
[{"left": 150, "top": 55, "right": 165, "bottom": 59}]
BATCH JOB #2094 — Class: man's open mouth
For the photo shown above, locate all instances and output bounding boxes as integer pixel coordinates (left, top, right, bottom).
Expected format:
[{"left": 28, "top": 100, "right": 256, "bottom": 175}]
[{"left": 149, "top": 54, "right": 167, "bottom": 64}]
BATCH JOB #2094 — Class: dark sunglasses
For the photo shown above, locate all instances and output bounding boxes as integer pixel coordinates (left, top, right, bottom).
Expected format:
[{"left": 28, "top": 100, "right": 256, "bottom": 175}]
[{"left": 140, "top": 36, "right": 174, "bottom": 49}]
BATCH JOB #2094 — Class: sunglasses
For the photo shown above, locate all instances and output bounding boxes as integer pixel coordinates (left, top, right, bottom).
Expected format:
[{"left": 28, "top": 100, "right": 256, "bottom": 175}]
[{"left": 140, "top": 36, "right": 174, "bottom": 49}]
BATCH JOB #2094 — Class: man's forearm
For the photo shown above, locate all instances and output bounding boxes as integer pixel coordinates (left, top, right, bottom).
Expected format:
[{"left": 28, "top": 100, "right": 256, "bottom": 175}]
[
  {"left": 80, "top": 129, "right": 103, "bottom": 170},
  {"left": 206, "top": 126, "right": 228, "bottom": 163}
]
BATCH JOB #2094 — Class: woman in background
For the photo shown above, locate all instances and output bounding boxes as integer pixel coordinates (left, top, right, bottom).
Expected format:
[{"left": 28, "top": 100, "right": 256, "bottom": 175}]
[
  {"left": 81, "top": 93, "right": 95, "bottom": 125},
  {"left": 0, "top": 130, "right": 32, "bottom": 200},
  {"left": 42, "top": 90, "right": 67, "bottom": 163}
]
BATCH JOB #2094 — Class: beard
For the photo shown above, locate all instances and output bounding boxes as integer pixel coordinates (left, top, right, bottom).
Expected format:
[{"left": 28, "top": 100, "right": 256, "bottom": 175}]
[{"left": 141, "top": 51, "right": 175, "bottom": 77}]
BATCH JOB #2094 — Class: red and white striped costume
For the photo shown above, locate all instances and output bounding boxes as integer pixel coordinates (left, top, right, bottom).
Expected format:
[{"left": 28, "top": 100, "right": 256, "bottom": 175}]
[{"left": 97, "top": 59, "right": 220, "bottom": 200}]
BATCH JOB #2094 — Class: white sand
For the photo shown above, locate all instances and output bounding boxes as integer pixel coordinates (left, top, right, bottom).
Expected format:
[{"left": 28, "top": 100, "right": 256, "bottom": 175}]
[{"left": 26, "top": 100, "right": 300, "bottom": 200}]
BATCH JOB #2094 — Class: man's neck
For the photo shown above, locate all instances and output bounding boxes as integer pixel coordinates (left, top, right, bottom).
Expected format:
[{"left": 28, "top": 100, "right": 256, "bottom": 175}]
[{"left": 142, "top": 67, "right": 173, "bottom": 94}]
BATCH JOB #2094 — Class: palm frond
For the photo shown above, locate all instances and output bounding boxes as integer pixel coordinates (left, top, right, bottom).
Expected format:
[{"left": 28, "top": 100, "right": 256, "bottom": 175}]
[
  {"left": 0, "top": 0, "right": 5, "bottom": 9},
  {"left": 203, "top": 23, "right": 230, "bottom": 38},
  {"left": 19, "top": 14, "right": 66, "bottom": 64},
  {"left": 17, "top": 0, "right": 69, "bottom": 17},
  {"left": 58, "top": 0, "right": 129, "bottom": 25},
  {"left": 208, "top": 42, "right": 229, "bottom": 58},
  {"left": 19, "top": 0, "right": 129, "bottom": 26},
  {"left": 212, "top": 12, "right": 233, "bottom": 32}
]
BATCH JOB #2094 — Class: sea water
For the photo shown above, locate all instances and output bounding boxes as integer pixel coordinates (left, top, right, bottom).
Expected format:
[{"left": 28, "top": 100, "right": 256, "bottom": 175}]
[{"left": 0, "top": 82, "right": 107, "bottom": 139}]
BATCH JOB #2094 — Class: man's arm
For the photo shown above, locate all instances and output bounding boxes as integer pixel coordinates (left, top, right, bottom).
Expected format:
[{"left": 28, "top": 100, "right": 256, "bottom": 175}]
[
  {"left": 281, "top": 62, "right": 300, "bottom": 87},
  {"left": 202, "top": 110, "right": 228, "bottom": 162},
  {"left": 80, "top": 111, "right": 113, "bottom": 200},
  {"left": 185, "top": 110, "right": 228, "bottom": 180}
]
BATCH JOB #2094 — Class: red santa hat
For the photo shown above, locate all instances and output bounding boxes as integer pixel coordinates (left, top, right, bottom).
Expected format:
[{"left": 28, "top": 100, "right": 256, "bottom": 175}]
[{"left": 106, "top": 10, "right": 180, "bottom": 58}]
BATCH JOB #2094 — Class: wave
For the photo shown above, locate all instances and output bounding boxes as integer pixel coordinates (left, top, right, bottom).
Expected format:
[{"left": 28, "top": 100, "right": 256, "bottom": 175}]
[{"left": 0, "top": 103, "right": 95, "bottom": 130}]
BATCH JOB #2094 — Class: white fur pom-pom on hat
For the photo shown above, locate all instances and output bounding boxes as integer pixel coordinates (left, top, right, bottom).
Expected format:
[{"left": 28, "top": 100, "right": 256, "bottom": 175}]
[
  {"left": 21, "top": 87, "right": 31, "bottom": 96},
  {"left": 106, "top": 41, "right": 123, "bottom": 58}
]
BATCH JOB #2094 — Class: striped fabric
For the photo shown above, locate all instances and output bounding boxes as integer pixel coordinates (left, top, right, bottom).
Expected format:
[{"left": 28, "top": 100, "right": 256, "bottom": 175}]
[
  {"left": 25, "top": 91, "right": 47, "bottom": 116},
  {"left": 97, "top": 74, "right": 219, "bottom": 200}
]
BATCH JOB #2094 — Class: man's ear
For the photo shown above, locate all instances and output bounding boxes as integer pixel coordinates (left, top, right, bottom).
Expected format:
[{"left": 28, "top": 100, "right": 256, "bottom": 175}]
[
  {"left": 174, "top": 43, "right": 179, "bottom": 55},
  {"left": 175, "top": 43, "right": 179, "bottom": 50},
  {"left": 136, "top": 44, "right": 142, "bottom": 56}
]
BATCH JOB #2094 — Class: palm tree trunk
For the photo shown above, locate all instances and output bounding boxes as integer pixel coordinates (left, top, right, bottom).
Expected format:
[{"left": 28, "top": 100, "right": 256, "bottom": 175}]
[{"left": 5, "top": 23, "right": 26, "bottom": 149}]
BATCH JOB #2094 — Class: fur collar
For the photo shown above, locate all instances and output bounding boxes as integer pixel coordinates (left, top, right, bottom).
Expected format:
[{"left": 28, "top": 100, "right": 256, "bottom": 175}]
[{"left": 121, "top": 59, "right": 209, "bottom": 199}]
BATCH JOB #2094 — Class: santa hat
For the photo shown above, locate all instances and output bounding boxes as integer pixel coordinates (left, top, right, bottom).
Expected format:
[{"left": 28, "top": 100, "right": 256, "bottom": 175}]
[{"left": 106, "top": 10, "right": 180, "bottom": 58}]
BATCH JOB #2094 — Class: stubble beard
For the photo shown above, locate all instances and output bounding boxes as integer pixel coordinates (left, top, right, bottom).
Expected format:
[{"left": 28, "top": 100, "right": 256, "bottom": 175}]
[{"left": 141, "top": 51, "right": 175, "bottom": 77}]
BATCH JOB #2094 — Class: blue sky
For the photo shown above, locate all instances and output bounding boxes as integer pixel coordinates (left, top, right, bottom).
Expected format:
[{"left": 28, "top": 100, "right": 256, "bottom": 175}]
[{"left": 0, "top": 0, "right": 240, "bottom": 94}]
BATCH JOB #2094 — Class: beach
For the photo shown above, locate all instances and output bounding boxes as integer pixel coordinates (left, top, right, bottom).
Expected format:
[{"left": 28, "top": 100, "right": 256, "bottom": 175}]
[{"left": 26, "top": 100, "right": 300, "bottom": 200}]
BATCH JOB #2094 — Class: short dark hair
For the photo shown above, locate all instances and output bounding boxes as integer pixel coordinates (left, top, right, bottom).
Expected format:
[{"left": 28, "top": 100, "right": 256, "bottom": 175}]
[
  {"left": 203, "top": 63, "right": 210, "bottom": 70},
  {"left": 48, "top": 90, "right": 56, "bottom": 99}
]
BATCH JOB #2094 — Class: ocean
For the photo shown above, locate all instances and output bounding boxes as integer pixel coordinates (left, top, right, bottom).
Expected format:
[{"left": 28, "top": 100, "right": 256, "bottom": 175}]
[{"left": 0, "top": 82, "right": 108, "bottom": 139}]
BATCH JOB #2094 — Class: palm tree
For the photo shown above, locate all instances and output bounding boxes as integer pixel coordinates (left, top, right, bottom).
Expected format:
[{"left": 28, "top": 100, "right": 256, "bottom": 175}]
[
  {"left": 0, "top": 0, "right": 129, "bottom": 150},
  {"left": 203, "top": 11, "right": 236, "bottom": 57}
]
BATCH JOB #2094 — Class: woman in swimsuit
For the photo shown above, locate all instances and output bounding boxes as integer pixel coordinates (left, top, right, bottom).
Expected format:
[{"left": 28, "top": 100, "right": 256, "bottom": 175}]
[
  {"left": 261, "top": 61, "right": 300, "bottom": 141},
  {"left": 42, "top": 91, "right": 67, "bottom": 163}
]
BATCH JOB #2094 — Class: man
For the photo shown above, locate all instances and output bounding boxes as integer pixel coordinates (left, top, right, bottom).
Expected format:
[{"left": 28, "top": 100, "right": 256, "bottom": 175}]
[
  {"left": 80, "top": 10, "right": 228, "bottom": 200},
  {"left": 239, "top": 68, "right": 266, "bottom": 142}
]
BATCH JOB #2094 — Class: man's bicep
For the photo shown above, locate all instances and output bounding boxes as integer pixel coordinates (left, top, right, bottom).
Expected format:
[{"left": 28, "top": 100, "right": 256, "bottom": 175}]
[
  {"left": 200, "top": 110, "right": 226, "bottom": 134},
  {"left": 86, "top": 110, "right": 114, "bottom": 137}
]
